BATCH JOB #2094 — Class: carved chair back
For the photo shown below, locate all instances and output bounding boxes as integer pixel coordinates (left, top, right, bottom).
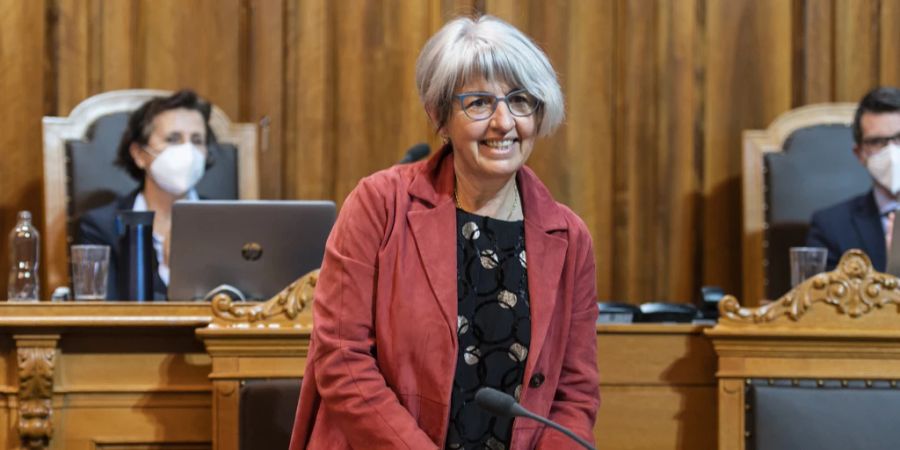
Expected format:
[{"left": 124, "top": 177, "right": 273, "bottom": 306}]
[{"left": 742, "top": 103, "right": 868, "bottom": 304}]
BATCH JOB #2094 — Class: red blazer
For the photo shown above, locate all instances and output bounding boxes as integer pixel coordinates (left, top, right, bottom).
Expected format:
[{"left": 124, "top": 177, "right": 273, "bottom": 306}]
[{"left": 290, "top": 147, "right": 599, "bottom": 450}]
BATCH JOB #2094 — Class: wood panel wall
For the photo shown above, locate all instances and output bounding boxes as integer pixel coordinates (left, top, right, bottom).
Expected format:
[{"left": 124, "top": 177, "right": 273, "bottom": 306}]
[{"left": 1, "top": 0, "right": 899, "bottom": 303}]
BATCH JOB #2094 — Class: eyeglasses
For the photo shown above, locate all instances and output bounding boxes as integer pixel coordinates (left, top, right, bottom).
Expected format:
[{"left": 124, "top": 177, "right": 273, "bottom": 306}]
[
  {"left": 454, "top": 89, "right": 539, "bottom": 121},
  {"left": 862, "top": 132, "right": 900, "bottom": 150}
]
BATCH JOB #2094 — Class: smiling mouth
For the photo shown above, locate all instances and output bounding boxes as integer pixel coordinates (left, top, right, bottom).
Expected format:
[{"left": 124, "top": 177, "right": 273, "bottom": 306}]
[{"left": 481, "top": 138, "right": 519, "bottom": 150}]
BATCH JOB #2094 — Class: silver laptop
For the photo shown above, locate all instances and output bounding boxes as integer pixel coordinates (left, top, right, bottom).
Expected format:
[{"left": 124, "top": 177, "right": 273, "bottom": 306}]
[{"left": 168, "top": 200, "right": 336, "bottom": 301}]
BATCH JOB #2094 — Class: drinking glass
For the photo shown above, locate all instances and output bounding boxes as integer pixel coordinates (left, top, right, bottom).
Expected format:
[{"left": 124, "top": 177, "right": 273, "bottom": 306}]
[
  {"left": 789, "top": 247, "right": 828, "bottom": 287},
  {"left": 71, "top": 244, "right": 110, "bottom": 300}
]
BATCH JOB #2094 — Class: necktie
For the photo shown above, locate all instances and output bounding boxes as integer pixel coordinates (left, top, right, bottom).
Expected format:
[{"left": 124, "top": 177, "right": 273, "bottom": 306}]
[{"left": 886, "top": 211, "right": 900, "bottom": 275}]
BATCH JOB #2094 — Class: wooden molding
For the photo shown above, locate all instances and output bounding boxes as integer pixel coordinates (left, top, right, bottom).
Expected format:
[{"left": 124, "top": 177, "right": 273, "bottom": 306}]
[
  {"left": 722, "top": 249, "right": 900, "bottom": 324},
  {"left": 209, "top": 269, "right": 318, "bottom": 328}
]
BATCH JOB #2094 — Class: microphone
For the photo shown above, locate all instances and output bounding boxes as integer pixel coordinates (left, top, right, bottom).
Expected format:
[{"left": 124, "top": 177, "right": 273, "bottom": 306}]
[
  {"left": 398, "top": 143, "right": 430, "bottom": 164},
  {"left": 474, "top": 387, "right": 596, "bottom": 450}
]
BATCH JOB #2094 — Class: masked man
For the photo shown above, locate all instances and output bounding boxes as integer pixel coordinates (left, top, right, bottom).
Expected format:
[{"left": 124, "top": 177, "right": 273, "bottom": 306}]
[{"left": 807, "top": 86, "right": 900, "bottom": 272}]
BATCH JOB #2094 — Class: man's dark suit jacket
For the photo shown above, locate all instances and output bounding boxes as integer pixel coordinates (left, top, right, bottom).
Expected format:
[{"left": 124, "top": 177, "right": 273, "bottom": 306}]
[
  {"left": 76, "top": 189, "right": 167, "bottom": 300},
  {"left": 806, "top": 190, "right": 886, "bottom": 271}
]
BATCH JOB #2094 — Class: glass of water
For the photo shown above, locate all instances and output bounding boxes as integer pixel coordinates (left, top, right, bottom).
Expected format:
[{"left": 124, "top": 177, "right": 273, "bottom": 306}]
[
  {"left": 70, "top": 245, "right": 110, "bottom": 300},
  {"left": 789, "top": 247, "right": 828, "bottom": 288}
]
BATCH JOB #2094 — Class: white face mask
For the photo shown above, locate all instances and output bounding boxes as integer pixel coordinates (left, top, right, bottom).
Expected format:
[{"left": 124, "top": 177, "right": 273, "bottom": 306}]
[
  {"left": 146, "top": 143, "right": 206, "bottom": 196},
  {"left": 867, "top": 143, "right": 900, "bottom": 195}
]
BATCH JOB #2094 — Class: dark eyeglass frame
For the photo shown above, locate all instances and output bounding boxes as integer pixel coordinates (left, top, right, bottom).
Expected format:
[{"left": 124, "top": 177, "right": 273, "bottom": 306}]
[
  {"left": 454, "top": 89, "right": 539, "bottom": 121},
  {"left": 862, "top": 131, "right": 900, "bottom": 151}
]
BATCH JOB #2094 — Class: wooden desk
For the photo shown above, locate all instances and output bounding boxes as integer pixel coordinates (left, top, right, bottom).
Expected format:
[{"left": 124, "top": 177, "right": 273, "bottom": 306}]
[
  {"left": 595, "top": 324, "right": 717, "bottom": 450},
  {"left": 0, "top": 302, "right": 212, "bottom": 450},
  {"left": 0, "top": 295, "right": 717, "bottom": 450}
]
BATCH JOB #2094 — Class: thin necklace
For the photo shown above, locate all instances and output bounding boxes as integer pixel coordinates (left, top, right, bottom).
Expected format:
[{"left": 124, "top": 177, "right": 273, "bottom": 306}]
[{"left": 454, "top": 182, "right": 520, "bottom": 221}]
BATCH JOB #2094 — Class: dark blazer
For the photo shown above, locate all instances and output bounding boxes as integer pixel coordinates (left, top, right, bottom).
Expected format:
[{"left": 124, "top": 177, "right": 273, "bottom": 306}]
[
  {"left": 76, "top": 189, "right": 167, "bottom": 300},
  {"left": 806, "top": 190, "right": 886, "bottom": 271},
  {"left": 289, "top": 146, "right": 599, "bottom": 450}
]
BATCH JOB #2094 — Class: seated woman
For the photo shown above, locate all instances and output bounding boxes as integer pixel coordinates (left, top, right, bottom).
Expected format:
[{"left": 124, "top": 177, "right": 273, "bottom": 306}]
[{"left": 77, "top": 90, "right": 212, "bottom": 300}]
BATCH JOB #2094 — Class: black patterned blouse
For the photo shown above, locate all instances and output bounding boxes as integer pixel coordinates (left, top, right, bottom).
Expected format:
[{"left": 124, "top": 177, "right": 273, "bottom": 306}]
[{"left": 446, "top": 208, "right": 531, "bottom": 450}]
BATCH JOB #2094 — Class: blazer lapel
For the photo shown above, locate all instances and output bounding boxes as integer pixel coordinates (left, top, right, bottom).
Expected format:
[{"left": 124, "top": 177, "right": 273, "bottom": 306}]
[
  {"left": 408, "top": 203, "right": 458, "bottom": 338},
  {"left": 518, "top": 168, "right": 569, "bottom": 380},
  {"left": 407, "top": 146, "right": 458, "bottom": 338},
  {"left": 852, "top": 192, "right": 886, "bottom": 269},
  {"left": 523, "top": 219, "right": 566, "bottom": 379}
]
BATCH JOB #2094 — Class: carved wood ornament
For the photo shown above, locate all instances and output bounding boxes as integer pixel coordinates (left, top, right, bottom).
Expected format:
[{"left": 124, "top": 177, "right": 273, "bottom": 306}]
[
  {"left": 17, "top": 345, "right": 56, "bottom": 450},
  {"left": 210, "top": 269, "right": 318, "bottom": 326},
  {"left": 721, "top": 250, "right": 900, "bottom": 323}
]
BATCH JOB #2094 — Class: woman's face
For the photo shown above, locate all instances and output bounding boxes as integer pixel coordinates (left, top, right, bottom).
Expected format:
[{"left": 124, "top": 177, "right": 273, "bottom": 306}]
[
  {"left": 132, "top": 108, "right": 208, "bottom": 169},
  {"left": 439, "top": 78, "right": 537, "bottom": 184}
]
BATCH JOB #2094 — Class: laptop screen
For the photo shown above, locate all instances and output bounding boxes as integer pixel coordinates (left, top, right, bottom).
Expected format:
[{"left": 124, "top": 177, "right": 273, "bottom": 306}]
[{"left": 168, "top": 200, "right": 336, "bottom": 301}]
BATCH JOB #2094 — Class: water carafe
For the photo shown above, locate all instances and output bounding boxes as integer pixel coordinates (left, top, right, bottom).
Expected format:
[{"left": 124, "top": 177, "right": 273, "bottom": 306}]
[{"left": 8, "top": 211, "right": 40, "bottom": 301}]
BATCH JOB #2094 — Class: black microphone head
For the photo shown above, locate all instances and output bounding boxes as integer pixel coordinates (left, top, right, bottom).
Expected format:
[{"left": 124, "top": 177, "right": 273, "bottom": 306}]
[
  {"left": 475, "top": 387, "right": 519, "bottom": 418},
  {"left": 399, "top": 143, "right": 430, "bottom": 164}
]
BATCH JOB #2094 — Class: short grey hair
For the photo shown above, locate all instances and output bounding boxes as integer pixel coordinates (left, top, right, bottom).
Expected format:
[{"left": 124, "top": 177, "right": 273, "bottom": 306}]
[{"left": 416, "top": 15, "right": 564, "bottom": 137}]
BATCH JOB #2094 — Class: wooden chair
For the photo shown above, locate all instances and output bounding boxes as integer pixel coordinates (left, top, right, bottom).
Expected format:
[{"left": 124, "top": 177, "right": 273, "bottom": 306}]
[
  {"left": 742, "top": 103, "right": 868, "bottom": 304},
  {"left": 196, "top": 269, "right": 317, "bottom": 450},
  {"left": 42, "top": 89, "right": 259, "bottom": 294},
  {"left": 709, "top": 250, "right": 900, "bottom": 450}
]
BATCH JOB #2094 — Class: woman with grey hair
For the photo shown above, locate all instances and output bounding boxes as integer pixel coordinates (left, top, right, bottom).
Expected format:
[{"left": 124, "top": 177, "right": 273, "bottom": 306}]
[{"left": 291, "top": 15, "right": 598, "bottom": 450}]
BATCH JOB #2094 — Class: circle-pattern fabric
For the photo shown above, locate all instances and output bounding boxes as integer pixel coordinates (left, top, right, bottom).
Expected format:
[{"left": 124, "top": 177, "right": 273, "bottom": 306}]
[{"left": 446, "top": 209, "right": 530, "bottom": 450}]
